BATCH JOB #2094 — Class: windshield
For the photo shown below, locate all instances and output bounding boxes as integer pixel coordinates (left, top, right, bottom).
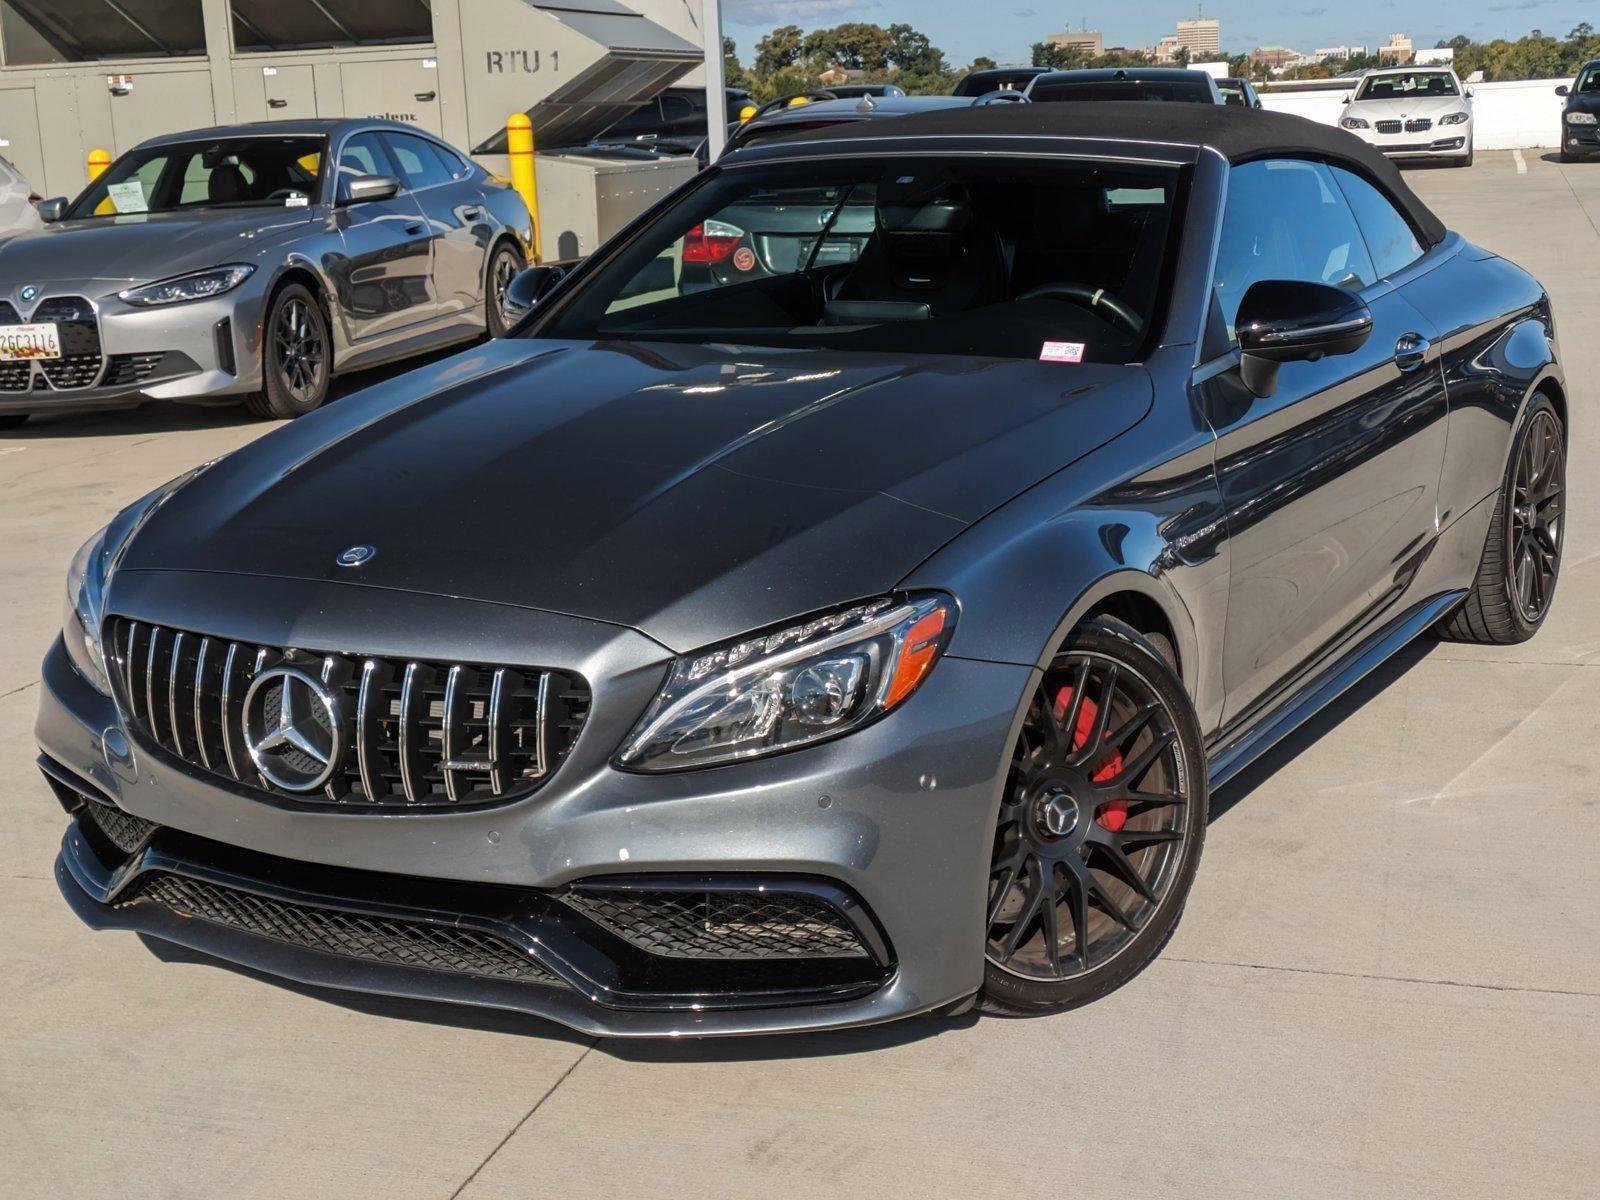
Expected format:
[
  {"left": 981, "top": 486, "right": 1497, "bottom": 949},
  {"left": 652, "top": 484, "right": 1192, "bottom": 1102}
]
[
  {"left": 1030, "top": 78, "right": 1212, "bottom": 103},
  {"left": 529, "top": 156, "right": 1183, "bottom": 364},
  {"left": 1355, "top": 71, "right": 1459, "bottom": 101},
  {"left": 68, "top": 136, "right": 326, "bottom": 219},
  {"left": 1577, "top": 65, "right": 1600, "bottom": 94}
]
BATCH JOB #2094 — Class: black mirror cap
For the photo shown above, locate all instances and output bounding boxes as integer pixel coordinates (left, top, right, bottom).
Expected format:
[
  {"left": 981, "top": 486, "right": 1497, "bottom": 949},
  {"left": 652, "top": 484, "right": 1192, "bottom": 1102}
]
[
  {"left": 37, "top": 197, "right": 68, "bottom": 222},
  {"left": 1556, "top": 85, "right": 1569, "bottom": 96},
  {"left": 1236, "top": 279, "right": 1373, "bottom": 398},
  {"left": 504, "top": 265, "right": 566, "bottom": 316},
  {"left": 341, "top": 174, "right": 401, "bottom": 205}
]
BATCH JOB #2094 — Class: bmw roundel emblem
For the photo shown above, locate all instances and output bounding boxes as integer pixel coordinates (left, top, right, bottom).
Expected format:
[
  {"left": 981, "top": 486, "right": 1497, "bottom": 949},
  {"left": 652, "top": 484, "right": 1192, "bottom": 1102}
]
[
  {"left": 19, "top": 284, "right": 37, "bottom": 303},
  {"left": 336, "top": 544, "right": 376, "bottom": 568}
]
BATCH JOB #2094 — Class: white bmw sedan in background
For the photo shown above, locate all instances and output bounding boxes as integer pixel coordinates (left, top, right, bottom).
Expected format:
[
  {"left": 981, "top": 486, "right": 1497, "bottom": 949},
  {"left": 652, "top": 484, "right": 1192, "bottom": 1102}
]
[{"left": 1338, "top": 67, "right": 1475, "bottom": 167}]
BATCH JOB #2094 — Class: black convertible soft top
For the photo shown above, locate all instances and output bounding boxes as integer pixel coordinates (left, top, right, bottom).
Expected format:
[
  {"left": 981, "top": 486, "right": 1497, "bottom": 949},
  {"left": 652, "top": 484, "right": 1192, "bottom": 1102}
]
[{"left": 783, "top": 101, "right": 1448, "bottom": 246}]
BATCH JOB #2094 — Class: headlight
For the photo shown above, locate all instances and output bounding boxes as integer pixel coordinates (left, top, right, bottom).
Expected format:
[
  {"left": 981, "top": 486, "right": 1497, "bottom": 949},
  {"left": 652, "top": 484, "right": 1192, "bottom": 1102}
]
[
  {"left": 118, "top": 264, "right": 255, "bottom": 307},
  {"left": 1568, "top": 112, "right": 1598, "bottom": 126},
  {"left": 1439, "top": 111, "right": 1471, "bottom": 126},
  {"left": 618, "top": 594, "right": 955, "bottom": 772},
  {"left": 62, "top": 463, "right": 215, "bottom": 694},
  {"left": 1339, "top": 116, "right": 1370, "bottom": 130}
]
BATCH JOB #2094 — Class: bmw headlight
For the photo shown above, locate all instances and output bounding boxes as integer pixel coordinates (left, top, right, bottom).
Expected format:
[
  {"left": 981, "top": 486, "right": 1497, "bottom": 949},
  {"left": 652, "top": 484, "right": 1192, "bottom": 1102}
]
[
  {"left": 62, "top": 463, "right": 214, "bottom": 694},
  {"left": 618, "top": 594, "right": 956, "bottom": 772},
  {"left": 1567, "top": 112, "right": 1598, "bottom": 126},
  {"left": 118, "top": 264, "right": 255, "bottom": 307},
  {"left": 1340, "top": 116, "right": 1370, "bottom": 130},
  {"left": 1439, "top": 111, "right": 1471, "bottom": 126}
]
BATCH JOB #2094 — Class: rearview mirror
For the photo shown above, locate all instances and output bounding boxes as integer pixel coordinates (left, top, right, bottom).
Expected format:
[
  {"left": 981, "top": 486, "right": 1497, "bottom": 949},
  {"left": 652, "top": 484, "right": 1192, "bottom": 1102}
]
[
  {"left": 504, "top": 265, "right": 566, "bottom": 315},
  {"left": 37, "top": 197, "right": 67, "bottom": 222},
  {"left": 1235, "top": 279, "right": 1373, "bottom": 398},
  {"left": 341, "top": 174, "right": 400, "bottom": 205},
  {"left": 1556, "top": 84, "right": 1569, "bottom": 96}
]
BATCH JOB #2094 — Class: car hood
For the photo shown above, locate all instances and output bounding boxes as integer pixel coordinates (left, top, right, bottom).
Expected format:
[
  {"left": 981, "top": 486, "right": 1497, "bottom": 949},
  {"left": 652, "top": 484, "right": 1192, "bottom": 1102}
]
[
  {"left": 0, "top": 207, "right": 320, "bottom": 285},
  {"left": 1346, "top": 95, "right": 1469, "bottom": 121},
  {"left": 1566, "top": 91, "right": 1600, "bottom": 115},
  {"left": 118, "top": 338, "right": 1153, "bottom": 653}
]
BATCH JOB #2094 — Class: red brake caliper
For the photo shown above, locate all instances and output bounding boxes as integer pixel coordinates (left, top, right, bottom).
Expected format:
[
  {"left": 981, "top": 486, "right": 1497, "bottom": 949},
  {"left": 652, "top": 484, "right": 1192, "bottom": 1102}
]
[{"left": 1054, "top": 686, "right": 1128, "bottom": 832}]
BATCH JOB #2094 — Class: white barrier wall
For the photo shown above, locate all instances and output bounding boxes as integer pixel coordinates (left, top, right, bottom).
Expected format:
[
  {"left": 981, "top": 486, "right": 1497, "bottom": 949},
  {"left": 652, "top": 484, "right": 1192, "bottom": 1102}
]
[{"left": 1261, "top": 77, "right": 1570, "bottom": 150}]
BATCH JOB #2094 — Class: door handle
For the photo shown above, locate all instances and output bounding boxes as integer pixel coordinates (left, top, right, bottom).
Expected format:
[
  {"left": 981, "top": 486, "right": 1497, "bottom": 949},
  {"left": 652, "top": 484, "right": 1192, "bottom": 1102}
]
[
  {"left": 405, "top": 221, "right": 426, "bottom": 235},
  {"left": 1395, "top": 332, "right": 1431, "bottom": 372},
  {"left": 415, "top": 91, "right": 437, "bottom": 102},
  {"left": 462, "top": 207, "right": 484, "bottom": 221},
  {"left": 267, "top": 98, "right": 288, "bottom": 109}
]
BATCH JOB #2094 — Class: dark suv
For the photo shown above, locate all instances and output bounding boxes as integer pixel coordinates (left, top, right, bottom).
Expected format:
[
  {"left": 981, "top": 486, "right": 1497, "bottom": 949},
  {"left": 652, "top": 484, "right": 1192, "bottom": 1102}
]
[
  {"left": 1027, "top": 67, "right": 1224, "bottom": 104},
  {"left": 1557, "top": 60, "right": 1600, "bottom": 161},
  {"left": 595, "top": 87, "right": 756, "bottom": 157}
]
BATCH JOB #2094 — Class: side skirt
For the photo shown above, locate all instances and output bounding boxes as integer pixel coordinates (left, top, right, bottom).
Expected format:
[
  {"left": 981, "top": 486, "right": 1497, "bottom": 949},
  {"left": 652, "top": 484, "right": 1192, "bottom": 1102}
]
[{"left": 1205, "top": 589, "right": 1467, "bottom": 790}]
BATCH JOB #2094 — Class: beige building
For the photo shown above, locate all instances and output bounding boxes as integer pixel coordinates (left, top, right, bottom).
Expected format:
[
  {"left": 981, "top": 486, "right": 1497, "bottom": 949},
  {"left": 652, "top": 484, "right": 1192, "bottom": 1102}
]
[
  {"left": 1176, "top": 18, "right": 1220, "bottom": 57},
  {"left": 1047, "top": 29, "right": 1104, "bottom": 58},
  {"left": 1378, "top": 33, "right": 1415, "bottom": 63},
  {"left": 1154, "top": 36, "right": 1182, "bottom": 64}
]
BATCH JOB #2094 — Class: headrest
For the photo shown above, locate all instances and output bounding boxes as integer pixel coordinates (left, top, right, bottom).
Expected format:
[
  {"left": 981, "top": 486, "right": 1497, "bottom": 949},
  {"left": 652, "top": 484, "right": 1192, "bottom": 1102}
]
[{"left": 209, "top": 163, "right": 248, "bottom": 204}]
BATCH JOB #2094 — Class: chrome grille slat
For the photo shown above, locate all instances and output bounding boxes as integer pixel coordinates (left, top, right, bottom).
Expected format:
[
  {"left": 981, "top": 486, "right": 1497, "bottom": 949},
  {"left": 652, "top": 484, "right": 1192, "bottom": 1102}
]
[{"left": 104, "top": 618, "right": 589, "bottom": 809}]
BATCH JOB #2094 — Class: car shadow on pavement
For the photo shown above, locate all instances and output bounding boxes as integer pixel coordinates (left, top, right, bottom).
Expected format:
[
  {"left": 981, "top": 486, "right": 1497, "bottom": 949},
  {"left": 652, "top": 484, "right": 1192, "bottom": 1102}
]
[{"left": 1207, "top": 640, "right": 1432, "bottom": 821}]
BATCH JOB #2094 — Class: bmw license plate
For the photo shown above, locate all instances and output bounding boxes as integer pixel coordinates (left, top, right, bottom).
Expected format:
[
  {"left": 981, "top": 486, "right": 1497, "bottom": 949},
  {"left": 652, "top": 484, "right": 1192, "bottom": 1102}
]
[{"left": 0, "top": 323, "right": 60, "bottom": 361}]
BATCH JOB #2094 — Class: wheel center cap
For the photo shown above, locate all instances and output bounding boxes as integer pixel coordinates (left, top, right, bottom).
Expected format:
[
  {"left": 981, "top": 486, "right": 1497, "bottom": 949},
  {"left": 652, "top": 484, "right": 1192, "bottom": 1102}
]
[{"left": 1036, "top": 788, "right": 1081, "bottom": 839}]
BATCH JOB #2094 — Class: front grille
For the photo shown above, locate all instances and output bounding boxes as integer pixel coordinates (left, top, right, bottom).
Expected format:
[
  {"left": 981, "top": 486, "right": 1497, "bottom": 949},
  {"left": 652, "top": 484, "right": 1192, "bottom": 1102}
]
[
  {"left": 120, "top": 872, "right": 563, "bottom": 984},
  {"left": 562, "top": 887, "right": 871, "bottom": 960},
  {"left": 1405, "top": 117, "right": 1432, "bottom": 133},
  {"left": 0, "top": 295, "right": 105, "bottom": 390},
  {"left": 32, "top": 297, "right": 103, "bottom": 389},
  {"left": 105, "top": 617, "right": 591, "bottom": 809},
  {"left": 1375, "top": 119, "right": 1402, "bottom": 134}
]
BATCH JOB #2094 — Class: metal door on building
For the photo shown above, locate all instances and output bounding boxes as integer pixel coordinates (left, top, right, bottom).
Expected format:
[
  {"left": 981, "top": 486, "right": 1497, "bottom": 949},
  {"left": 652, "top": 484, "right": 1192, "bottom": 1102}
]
[
  {"left": 108, "top": 71, "right": 216, "bottom": 154},
  {"left": 340, "top": 59, "right": 442, "bottom": 135},
  {"left": 234, "top": 65, "right": 319, "bottom": 123},
  {"left": 0, "top": 87, "right": 45, "bottom": 195}
]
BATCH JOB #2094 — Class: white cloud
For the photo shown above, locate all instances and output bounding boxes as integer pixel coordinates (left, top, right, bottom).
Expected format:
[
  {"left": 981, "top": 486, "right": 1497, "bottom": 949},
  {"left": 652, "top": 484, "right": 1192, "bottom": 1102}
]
[{"left": 726, "top": 0, "right": 875, "bottom": 23}]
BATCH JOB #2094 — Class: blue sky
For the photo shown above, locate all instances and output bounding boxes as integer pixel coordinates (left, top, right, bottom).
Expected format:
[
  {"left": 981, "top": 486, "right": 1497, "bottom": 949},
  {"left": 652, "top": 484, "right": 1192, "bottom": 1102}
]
[{"left": 721, "top": 0, "right": 1589, "bottom": 65}]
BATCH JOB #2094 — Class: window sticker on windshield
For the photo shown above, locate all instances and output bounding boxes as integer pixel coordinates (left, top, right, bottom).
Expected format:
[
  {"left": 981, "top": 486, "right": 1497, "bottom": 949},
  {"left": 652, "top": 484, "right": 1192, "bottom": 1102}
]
[
  {"left": 1040, "top": 341, "right": 1085, "bottom": 364},
  {"left": 107, "top": 180, "right": 147, "bottom": 214},
  {"left": 285, "top": 192, "right": 309, "bottom": 208}
]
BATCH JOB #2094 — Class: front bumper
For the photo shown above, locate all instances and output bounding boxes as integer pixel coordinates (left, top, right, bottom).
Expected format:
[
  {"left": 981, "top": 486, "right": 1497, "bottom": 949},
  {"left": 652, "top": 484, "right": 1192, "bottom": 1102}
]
[
  {"left": 36, "top": 575, "right": 1032, "bottom": 1036},
  {"left": 1372, "top": 134, "right": 1469, "bottom": 160},
  {"left": 0, "top": 283, "right": 266, "bottom": 416},
  {"left": 1563, "top": 121, "right": 1600, "bottom": 154}
]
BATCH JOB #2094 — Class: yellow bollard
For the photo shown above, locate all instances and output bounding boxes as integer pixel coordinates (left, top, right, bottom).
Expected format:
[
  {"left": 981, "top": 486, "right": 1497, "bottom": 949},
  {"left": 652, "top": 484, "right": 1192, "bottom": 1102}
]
[
  {"left": 506, "top": 113, "right": 541, "bottom": 264},
  {"left": 787, "top": 95, "right": 811, "bottom": 108},
  {"left": 88, "top": 148, "right": 114, "bottom": 215},
  {"left": 739, "top": 103, "right": 757, "bottom": 123}
]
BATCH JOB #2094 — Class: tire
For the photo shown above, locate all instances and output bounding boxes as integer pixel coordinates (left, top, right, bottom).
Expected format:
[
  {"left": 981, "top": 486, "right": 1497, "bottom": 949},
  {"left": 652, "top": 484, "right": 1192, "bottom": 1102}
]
[
  {"left": 1458, "top": 142, "right": 1474, "bottom": 168},
  {"left": 979, "top": 616, "right": 1209, "bottom": 1015},
  {"left": 246, "top": 283, "right": 332, "bottom": 419},
  {"left": 1438, "top": 395, "right": 1565, "bottom": 644},
  {"left": 485, "top": 241, "right": 525, "bottom": 338},
  {"left": 1560, "top": 148, "right": 1576, "bottom": 164},
  {"left": 0, "top": 413, "right": 27, "bottom": 430}
]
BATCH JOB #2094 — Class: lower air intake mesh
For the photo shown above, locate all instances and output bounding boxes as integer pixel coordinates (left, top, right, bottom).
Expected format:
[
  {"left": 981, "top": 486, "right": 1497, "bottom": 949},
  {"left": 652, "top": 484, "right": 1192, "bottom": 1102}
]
[{"left": 561, "top": 888, "right": 871, "bottom": 960}]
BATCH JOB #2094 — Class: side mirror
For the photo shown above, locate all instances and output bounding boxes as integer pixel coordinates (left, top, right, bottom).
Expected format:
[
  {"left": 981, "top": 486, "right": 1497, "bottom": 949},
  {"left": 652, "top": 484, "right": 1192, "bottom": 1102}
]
[
  {"left": 1556, "top": 85, "right": 1570, "bottom": 96},
  {"left": 340, "top": 174, "right": 400, "bottom": 205},
  {"left": 1342, "top": 94, "right": 1351, "bottom": 104},
  {"left": 1464, "top": 87, "right": 1474, "bottom": 99},
  {"left": 1235, "top": 279, "right": 1373, "bottom": 398},
  {"left": 38, "top": 197, "right": 68, "bottom": 222},
  {"left": 504, "top": 264, "right": 566, "bottom": 316}
]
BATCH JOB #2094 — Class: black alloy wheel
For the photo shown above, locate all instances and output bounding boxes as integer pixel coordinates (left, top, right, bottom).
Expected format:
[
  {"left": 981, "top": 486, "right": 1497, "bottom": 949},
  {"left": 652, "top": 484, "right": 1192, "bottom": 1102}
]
[
  {"left": 1439, "top": 396, "right": 1566, "bottom": 644},
  {"left": 981, "top": 617, "right": 1208, "bottom": 1013},
  {"left": 1508, "top": 406, "right": 1565, "bottom": 624},
  {"left": 486, "top": 242, "right": 526, "bottom": 337},
  {"left": 248, "top": 283, "right": 331, "bottom": 419}
]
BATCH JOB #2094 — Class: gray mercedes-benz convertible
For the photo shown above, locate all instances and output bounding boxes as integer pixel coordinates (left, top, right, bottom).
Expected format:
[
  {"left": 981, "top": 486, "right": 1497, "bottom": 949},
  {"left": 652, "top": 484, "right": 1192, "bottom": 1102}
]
[
  {"left": 0, "top": 118, "right": 530, "bottom": 428},
  {"left": 37, "top": 104, "right": 1565, "bottom": 1036}
]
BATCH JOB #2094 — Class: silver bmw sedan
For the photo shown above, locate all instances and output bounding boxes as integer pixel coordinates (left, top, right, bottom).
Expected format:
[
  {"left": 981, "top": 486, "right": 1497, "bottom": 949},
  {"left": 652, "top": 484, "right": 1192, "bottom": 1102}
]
[{"left": 0, "top": 118, "right": 532, "bottom": 428}]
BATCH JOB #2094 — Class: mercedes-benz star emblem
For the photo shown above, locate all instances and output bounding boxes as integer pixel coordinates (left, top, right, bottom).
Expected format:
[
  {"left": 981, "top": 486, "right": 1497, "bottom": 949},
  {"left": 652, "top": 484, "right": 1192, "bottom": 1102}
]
[
  {"left": 241, "top": 666, "right": 343, "bottom": 792},
  {"left": 336, "top": 544, "right": 375, "bottom": 567}
]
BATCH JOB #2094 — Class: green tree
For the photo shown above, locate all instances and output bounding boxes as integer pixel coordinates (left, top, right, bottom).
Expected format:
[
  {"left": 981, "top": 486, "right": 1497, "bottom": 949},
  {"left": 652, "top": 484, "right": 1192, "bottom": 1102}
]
[
  {"left": 722, "top": 36, "right": 751, "bottom": 91},
  {"left": 754, "top": 24, "right": 804, "bottom": 77},
  {"left": 971, "top": 55, "right": 998, "bottom": 71}
]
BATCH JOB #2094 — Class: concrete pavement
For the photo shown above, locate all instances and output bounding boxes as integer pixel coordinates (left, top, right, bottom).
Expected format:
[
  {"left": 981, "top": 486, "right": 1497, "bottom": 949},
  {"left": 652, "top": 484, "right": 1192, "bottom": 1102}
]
[{"left": 1, "top": 151, "right": 1596, "bottom": 1199}]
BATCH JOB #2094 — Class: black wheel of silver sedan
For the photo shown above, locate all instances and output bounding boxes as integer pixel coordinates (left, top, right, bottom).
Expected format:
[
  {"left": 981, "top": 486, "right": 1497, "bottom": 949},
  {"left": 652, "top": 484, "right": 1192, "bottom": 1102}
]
[
  {"left": 1439, "top": 395, "right": 1565, "bottom": 645},
  {"left": 248, "top": 283, "right": 332, "bottom": 419},
  {"left": 486, "top": 242, "right": 526, "bottom": 337},
  {"left": 981, "top": 616, "right": 1208, "bottom": 1014}
]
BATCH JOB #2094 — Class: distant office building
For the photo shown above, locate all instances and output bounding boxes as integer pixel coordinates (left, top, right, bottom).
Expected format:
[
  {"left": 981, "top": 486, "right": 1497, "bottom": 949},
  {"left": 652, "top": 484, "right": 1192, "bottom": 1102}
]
[
  {"left": 1314, "top": 45, "right": 1367, "bottom": 60},
  {"left": 1176, "top": 18, "right": 1220, "bottom": 57},
  {"left": 1154, "top": 35, "right": 1183, "bottom": 63},
  {"left": 1378, "top": 33, "right": 1414, "bottom": 63},
  {"left": 1249, "top": 45, "right": 1303, "bottom": 69},
  {"left": 1047, "top": 29, "right": 1104, "bottom": 58}
]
